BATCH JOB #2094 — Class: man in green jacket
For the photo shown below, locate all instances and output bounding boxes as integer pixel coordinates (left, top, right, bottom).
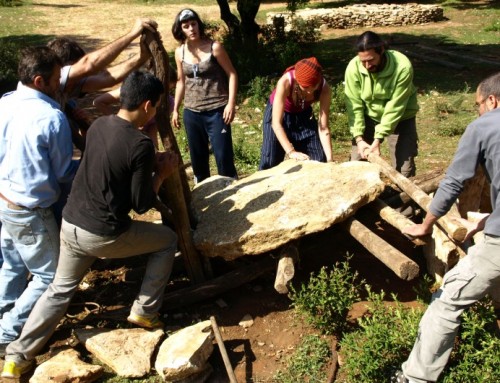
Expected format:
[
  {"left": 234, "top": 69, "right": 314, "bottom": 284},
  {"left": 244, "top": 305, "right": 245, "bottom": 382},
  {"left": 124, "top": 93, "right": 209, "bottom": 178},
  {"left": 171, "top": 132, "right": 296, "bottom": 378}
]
[{"left": 345, "top": 31, "right": 419, "bottom": 177}]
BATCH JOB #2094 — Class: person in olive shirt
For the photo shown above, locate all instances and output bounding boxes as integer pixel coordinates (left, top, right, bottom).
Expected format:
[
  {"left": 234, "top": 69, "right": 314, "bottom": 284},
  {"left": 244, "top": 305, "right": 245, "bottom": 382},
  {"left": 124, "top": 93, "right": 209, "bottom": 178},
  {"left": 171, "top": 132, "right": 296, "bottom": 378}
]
[
  {"left": 2, "top": 71, "right": 178, "bottom": 378},
  {"left": 345, "top": 31, "right": 419, "bottom": 177}
]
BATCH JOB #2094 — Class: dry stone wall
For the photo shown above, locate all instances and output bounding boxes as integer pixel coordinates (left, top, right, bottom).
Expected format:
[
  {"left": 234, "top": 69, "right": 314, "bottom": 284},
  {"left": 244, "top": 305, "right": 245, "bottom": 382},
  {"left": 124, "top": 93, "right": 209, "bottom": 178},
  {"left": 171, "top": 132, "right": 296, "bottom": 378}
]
[{"left": 266, "top": 3, "right": 444, "bottom": 30}]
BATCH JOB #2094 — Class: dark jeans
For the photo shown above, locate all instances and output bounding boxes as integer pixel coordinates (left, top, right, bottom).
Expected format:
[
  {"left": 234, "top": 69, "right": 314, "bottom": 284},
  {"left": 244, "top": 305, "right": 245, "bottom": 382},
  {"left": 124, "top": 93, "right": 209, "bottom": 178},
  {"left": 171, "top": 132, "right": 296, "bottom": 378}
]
[{"left": 183, "top": 107, "right": 237, "bottom": 184}]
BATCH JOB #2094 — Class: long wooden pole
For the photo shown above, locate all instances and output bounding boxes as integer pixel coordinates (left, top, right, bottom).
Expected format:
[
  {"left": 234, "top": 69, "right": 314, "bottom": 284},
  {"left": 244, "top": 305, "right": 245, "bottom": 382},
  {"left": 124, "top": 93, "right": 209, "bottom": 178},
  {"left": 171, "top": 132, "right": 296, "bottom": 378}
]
[
  {"left": 143, "top": 30, "right": 205, "bottom": 283},
  {"left": 342, "top": 217, "right": 420, "bottom": 280},
  {"left": 367, "top": 154, "right": 467, "bottom": 242},
  {"left": 210, "top": 316, "right": 238, "bottom": 383}
]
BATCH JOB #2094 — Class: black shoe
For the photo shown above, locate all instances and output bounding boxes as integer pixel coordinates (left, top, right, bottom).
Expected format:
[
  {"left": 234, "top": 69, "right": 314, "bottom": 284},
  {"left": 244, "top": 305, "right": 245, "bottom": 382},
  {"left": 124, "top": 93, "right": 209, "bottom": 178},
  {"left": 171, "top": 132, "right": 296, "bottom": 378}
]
[
  {"left": 0, "top": 343, "right": 8, "bottom": 358},
  {"left": 391, "top": 370, "right": 409, "bottom": 383}
]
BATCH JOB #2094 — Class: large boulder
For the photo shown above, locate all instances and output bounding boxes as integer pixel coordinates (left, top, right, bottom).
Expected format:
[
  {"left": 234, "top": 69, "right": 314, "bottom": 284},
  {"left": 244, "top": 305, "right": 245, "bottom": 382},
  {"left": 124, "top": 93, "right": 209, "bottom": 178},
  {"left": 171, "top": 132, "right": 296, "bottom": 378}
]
[{"left": 192, "top": 160, "right": 384, "bottom": 259}]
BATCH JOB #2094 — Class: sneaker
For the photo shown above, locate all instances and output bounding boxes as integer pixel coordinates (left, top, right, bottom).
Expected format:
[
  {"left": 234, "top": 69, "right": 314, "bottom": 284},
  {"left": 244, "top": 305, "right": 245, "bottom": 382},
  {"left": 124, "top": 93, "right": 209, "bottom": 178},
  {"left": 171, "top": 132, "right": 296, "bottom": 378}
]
[
  {"left": 127, "top": 312, "right": 164, "bottom": 329},
  {"left": 1, "top": 359, "right": 34, "bottom": 378},
  {"left": 391, "top": 370, "right": 409, "bottom": 383}
]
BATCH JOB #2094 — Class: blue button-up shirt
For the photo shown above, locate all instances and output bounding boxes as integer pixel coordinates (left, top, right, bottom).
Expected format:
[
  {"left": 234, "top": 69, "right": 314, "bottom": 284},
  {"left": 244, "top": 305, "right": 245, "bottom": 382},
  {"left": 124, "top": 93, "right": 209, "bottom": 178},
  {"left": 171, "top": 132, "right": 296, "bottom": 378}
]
[{"left": 0, "top": 82, "right": 76, "bottom": 208}]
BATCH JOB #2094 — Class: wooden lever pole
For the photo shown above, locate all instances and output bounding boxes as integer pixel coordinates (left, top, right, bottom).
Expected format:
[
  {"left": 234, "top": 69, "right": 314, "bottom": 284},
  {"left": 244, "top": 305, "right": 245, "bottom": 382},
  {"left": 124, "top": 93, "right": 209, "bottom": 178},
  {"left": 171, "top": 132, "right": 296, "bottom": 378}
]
[{"left": 367, "top": 154, "right": 467, "bottom": 242}]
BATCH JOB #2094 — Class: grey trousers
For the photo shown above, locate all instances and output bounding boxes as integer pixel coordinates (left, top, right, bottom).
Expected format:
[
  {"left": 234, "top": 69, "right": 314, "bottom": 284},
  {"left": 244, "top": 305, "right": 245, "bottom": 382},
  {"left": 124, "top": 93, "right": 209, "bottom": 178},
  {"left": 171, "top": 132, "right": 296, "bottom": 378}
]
[
  {"left": 402, "top": 234, "right": 500, "bottom": 382},
  {"left": 350, "top": 116, "right": 418, "bottom": 177},
  {"left": 6, "top": 219, "right": 177, "bottom": 362}
]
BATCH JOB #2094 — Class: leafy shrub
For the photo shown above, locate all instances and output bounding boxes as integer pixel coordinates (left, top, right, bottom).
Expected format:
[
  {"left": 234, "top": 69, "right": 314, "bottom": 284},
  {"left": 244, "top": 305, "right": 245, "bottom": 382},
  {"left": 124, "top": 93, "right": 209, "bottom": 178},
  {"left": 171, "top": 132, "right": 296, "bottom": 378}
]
[
  {"left": 442, "top": 299, "right": 500, "bottom": 382},
  {"left": 434, "top": 91, "right": 474, "bottom": 137},
  {"left": 339, "top": 288, "right": 424, "bottom": 383},
  {"left": 328, "top": 81, "right": 351, "bottom": 141},
  {"left": 274, "top": 334, "right": 331, "bottom": 383},
  {"left": 289, "top": 258, "right": 364, "bottom": 335},
  {"left": 223, "top": 16, "right": 320, "bottom": 86},
  {"left": 484, "top": 20, "right": 500, "bottom": 32},
  {"left": 0, "top": 39, "right": 19, "bottom": 95},
  {"left": 0, "top": 0, "right": 18, "bottom": 6},
  {"left": 245, "top": 75, "right": 276, "bottom": 108},
  {"left": 233, "top": 131, "right": 262, "bottom": 174}
]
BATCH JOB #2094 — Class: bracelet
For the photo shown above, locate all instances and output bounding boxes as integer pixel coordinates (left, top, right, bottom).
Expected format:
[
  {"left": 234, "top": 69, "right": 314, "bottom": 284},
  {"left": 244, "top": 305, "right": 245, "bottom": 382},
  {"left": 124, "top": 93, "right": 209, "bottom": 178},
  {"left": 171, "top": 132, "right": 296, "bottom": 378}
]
[{"left": 286, "top": 147, "right": 295, "bottom": 155}]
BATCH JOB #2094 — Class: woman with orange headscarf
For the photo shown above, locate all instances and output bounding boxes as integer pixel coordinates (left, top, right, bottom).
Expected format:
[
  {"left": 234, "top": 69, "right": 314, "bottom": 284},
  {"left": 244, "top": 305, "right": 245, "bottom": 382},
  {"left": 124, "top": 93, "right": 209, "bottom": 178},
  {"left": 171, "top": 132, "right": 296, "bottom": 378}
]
[{"left": 259, "top": 57, "right": 333, "bottom": 170}]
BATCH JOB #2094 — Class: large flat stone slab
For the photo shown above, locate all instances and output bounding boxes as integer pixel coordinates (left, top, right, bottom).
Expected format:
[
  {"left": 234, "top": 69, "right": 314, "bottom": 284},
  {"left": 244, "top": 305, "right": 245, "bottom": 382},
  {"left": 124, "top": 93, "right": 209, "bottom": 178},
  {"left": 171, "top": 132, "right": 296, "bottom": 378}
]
[{"left": 192, "top": 160, "right": 384, "bottom": 259}]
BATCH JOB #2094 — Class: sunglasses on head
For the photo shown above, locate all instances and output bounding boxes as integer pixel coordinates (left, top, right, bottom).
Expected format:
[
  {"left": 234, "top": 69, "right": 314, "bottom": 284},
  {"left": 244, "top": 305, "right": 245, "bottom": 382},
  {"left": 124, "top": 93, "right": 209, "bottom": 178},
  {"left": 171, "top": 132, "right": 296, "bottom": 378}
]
[{"left": 179, "top": 9, "right": 195, "bottom": 22}]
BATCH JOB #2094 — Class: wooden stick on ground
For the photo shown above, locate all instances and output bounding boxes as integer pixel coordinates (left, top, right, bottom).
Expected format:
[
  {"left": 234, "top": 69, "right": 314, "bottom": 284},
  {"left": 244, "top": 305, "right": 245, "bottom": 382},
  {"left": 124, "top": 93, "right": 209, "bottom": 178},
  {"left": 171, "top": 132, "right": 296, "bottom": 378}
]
[
  {"left": 367, "top": 154, "right": 467, "bottom": 242},
  {"left": 210, "top": 316, "right": 238, "bottom": 383},
  {"left": 342, "top": 217, "right": 419, "bottom": 280}
]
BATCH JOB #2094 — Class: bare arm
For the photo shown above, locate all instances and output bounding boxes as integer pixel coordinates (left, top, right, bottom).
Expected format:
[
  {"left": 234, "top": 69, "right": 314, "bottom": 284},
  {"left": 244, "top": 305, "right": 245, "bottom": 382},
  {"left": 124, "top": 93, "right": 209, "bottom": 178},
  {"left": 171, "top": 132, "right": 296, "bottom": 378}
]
[
  {"left": 271, "top": 74, "right": 309, "bottom": 161},
  {"left": 93, "top": 87, "right": 121, "bottom": 115},
  {"left": 171, "top": 47, "right": 185, "bottom": 129},
  {"left": 213, "top": 41, "right": 238, "bottom": 124},
  {"left": 80, "top": 37, "right": 150, "bottom": 93},
  {"left": 65, "top": 18, "right": 157, "bottom": 93},
  {"left": 318, "top": 82, "right": 333, "bottom": 162}
]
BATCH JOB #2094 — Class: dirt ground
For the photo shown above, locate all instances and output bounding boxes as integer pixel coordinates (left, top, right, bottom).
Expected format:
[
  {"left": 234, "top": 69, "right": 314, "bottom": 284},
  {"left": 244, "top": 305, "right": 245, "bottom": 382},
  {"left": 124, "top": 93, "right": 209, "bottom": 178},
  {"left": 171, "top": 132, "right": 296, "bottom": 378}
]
[{"left": 0, "top": 0, "right": 486, "bottom": 382}]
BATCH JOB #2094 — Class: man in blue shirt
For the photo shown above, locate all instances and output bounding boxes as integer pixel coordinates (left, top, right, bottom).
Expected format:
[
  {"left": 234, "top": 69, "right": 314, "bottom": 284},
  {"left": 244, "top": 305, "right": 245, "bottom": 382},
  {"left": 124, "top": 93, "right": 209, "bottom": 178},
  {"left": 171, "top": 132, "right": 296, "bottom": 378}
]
[
  {"left": 0, "top": 46, "right": 76, "bottom": 357},
  {"left": 2, "top": 71, "right": 178, "bottom": 378}
]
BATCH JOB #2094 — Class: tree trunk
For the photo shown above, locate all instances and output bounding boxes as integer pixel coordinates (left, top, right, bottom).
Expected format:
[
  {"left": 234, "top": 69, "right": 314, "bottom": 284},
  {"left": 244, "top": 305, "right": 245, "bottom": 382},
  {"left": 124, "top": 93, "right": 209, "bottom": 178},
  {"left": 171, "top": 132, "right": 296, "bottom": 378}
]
[
  {"left": 237, "top": 0, "right": 261, "bottom": 45},
  {"left": 143, "top": 30, "right": 205, "bottom": 284},
  {"left": 216, "top": 0, "right": 241, "bottom": 37}
]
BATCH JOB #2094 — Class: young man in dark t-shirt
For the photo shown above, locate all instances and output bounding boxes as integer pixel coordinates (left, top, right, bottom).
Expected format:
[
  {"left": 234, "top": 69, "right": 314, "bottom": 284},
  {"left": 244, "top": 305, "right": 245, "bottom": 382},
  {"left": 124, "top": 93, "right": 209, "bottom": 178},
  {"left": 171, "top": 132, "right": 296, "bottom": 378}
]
[{"left": 3, "top": 71, "right": 178, "bottom": 378}]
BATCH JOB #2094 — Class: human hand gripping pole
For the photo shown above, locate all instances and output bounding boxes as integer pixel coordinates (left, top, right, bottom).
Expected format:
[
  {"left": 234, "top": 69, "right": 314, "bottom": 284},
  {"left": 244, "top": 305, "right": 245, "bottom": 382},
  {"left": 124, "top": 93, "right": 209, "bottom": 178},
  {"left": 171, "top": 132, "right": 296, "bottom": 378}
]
[{"left": 367, "top": 153, "right": 468, "bottom": 242}]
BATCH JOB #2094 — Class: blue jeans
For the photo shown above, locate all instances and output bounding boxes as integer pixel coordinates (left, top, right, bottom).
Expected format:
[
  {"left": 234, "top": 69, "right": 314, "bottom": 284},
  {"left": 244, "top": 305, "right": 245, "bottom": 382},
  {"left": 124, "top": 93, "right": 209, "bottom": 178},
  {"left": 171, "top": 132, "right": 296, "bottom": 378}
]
[
  {"left": 0, "top": 200, "right": 59, "bottom": 343},
  {"left": 6, "top": 219, "right": 177, "bottom": 361},
  {"left": 183, "top": 106, "right": 237, "bottom": 184}
]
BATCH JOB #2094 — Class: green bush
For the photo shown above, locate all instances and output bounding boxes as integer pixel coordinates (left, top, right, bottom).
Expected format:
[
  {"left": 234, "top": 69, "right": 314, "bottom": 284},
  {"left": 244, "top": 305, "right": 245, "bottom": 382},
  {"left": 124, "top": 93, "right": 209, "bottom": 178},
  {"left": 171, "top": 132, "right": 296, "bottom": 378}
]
[
  {"left": 484, "top": 20, "right": 500, "bottom": 32},
  {"left": 442, "top": 299, "right": 500, "bottom": 382},
  {"left": 0, "top": 0, "right": 18, "bottom": 6},
  {"left": 289, "top": 258, "right": 364, "bottom": 335},
  {"left": 0, "top": 39, "right": 19, "bottom": 94},
  {"left": 339, "top": 288, "right": 424, "bottom": 383},
  {"left": 223, "top": 16, "right": 320, "bottom": 86},
  {"left": 328, "top": 81, "right": 351, "bottom": 141},
  {"left": 274, "top": 334, "right": 331, "bottom": 383},
  {"left": 245, "top": 75, "right": 276, "bottom": 108}
]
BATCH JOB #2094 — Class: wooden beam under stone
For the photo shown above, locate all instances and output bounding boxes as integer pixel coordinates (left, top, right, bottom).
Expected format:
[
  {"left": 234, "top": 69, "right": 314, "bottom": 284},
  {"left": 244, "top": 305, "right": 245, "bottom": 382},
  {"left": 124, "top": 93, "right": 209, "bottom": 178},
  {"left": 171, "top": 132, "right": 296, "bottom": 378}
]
[
  {"left": 368, "top": 199, "right": 426, "bottom": 246},
  {"left": 342, "top": 217, "right": 419, "bottom": 280},
  {"left": 274, "top": 242, "right": 299, "bottom": 294},
  {"left": 162, "top": 257, "right": 276, "bottom": 310},
  {"left": 367, "top": 154, "right": 467, "bottom": 242}
]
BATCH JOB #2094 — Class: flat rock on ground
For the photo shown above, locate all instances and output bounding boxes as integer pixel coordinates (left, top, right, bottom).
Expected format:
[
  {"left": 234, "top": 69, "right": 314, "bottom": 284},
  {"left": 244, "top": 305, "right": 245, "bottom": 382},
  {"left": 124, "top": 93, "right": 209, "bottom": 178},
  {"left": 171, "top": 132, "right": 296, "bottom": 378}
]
[{"left": 192, "top": 160, "right": 385, "bottom": 259}]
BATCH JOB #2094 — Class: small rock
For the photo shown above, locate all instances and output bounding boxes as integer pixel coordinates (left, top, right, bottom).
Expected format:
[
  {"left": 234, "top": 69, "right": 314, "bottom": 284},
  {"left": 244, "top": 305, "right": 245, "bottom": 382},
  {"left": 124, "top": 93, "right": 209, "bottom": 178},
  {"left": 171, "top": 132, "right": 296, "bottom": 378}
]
[{"left": 239, "top": 314, "right": 254, "bottom": 328}]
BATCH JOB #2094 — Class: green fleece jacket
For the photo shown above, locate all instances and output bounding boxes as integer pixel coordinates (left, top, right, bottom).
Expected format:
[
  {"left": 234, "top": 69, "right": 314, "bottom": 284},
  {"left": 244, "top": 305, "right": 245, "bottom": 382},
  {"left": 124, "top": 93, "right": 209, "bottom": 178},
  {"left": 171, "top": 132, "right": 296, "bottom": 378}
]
[{"left": 344, "top": 50, "right": 419, "bottom": 139}]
